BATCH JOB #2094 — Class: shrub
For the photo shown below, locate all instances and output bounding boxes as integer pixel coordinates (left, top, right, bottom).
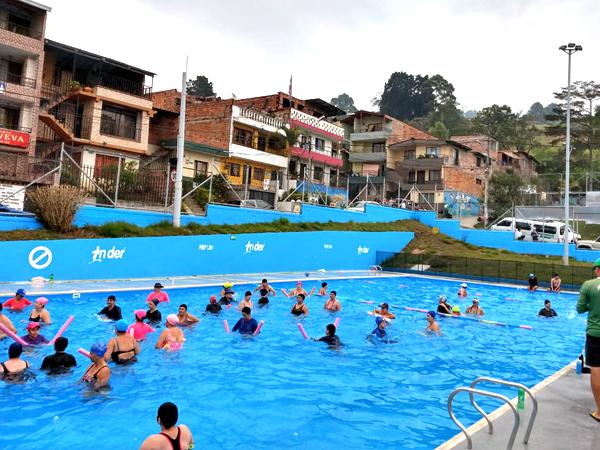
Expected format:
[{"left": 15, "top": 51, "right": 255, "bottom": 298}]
[{"left": 28, "top": 185, "right": 81, "bottom": 233}]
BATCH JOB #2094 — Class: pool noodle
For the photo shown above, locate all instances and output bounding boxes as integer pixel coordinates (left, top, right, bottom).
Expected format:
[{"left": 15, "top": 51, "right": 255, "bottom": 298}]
[
  {"left": 0, "top": 323, "right": 29, "bottom": 346},
  {"left": 253, "top": 320, "right": 264, "bottom": 336},
  {"left": 48, "top": 315, "right": 74, "bottom": 345},
  {"left": 223, "top": 320, "right": 230, "bottom": 333},
  {"left": 404, "top": 307, "right": 532, "bottom": 330},
  {"left": 359, "top": 300, "right": 375, "bottom": 305},
  {"left": 334, "top": 317, "right": 340, "bottom": 328},
  {"left": 78, "top": 348, "right": 91, "bottom": 358},
  {"left": 297, "top": 323, "right": 309, "bottom": 339}
]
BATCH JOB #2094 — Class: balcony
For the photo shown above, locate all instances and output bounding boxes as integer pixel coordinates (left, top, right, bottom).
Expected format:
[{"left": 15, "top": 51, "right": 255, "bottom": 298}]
[
  {"left": 397, "top": 157, "right": 446, "bottom": 170},
  {"left": 400, "top": 180, "right": 445, "bottom": 191},
  {"left": 348, "top": 151, "right": 387, "bottom": 163},
  {"left": 290, "top": 145, "right": 343, "bottom": 168},
  {"left": 289, "top": 108, "right": 345, "bottom": 140},
  {"left": 234, "top": 106, "right": 285, "bottom": 132},
  {"left": 348, "top": 175, "right": 385, "bottom": 184},
  {"left": 350, "top": 123, "right": 391, "bottom": 141},
  {"left": 0, "top": 16, "right": 42, "bottom": 39}
]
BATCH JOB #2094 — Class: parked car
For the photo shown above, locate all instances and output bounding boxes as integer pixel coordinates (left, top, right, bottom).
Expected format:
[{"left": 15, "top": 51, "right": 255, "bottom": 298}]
[
  {"left": 0, "top": 204, "right": 35, "bottom": 218},
  {"left": 577, "top": 236, "right": 600, "bottom": 250},
  {"left": 347, "top": 201, "right": 380, "bottom": 212},
  {"left": 490, "top": 217, "right": 580, "bottom": 242},
  {"left": 227, "top": 199, "right": 273, "bottom": 210}
]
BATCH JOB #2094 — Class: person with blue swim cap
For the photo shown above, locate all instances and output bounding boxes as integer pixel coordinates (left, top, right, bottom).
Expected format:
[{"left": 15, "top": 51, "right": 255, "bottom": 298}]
[
  {"left": 426, "top": 311, "right": 441, "bottom": 334},
  {"left": 81, "top": 342, "right": 110, "bottom": 389},
  {"left": 371, "top": 316, "right": 387, "bottom": 338}
]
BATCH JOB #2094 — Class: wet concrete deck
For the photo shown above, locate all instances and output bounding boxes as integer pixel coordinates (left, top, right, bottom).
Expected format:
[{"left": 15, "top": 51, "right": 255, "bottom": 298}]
[{"left": 439, "top": 364, "right": 600, "bottom": 450}]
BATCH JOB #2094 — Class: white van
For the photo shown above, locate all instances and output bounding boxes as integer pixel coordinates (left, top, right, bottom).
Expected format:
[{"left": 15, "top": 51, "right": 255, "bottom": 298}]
[
  {"left": 490, "top": 217, "right": 534, "bottom": 239},
  {"left": 490, "top": 217, "right": 580, "bottom": 242}
]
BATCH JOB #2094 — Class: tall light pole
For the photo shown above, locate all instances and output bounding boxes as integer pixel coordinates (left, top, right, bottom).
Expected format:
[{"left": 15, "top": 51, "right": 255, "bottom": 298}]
[{"left": 559, "top": 43, "right": 582, "bottom": 266}]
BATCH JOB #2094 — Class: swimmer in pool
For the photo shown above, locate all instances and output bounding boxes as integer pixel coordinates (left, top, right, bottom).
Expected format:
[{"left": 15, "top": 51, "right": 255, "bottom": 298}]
[
  {"left": 437, "top": 295, "right": 452, "bottom": 315},
  {"left": 41, "top": 337, "right": 77, "bottom": 372},
  {"left": 232, "top": 307, "right": 259, "bottom": 335},
  {"left": 548, "top": 273, "right": 561, "bottom": 293},
  {"left": 155, "top": 315, "right": 185, "bottom": 350},
  {"left": 528, "top": 274, "right": 539, "bottom": 292},
  {"left": 28, "top": 297, "right": 51, "bottom": 324},
  {"left": 282, "top": 281, "right": 314, "bottom": 298},
  {"left": 314, "top": 324, "right": 342, "bottom": 347},
  {"left": 426, "top": 311, "right": 441, "bottom": 334},
  {"left": 254, "top": 279, "right": 276, "bottom": 297},
  {"left": 465, "top": 298, "right": 485, "bottom": 316},
  {"left": 220, "top": 282, "right": 234, "bottom": 297},
  {"left": 104, "top": 320, "right": 140, "bottom": 364},
  {"left": 205, "top": 295, "right": 222, "bottom": 315},
  {"left": 98, "top": 295, "right": 122, "bottom": 321},
  {"left": 257, "top": 289, "right": 270, "bottom": 307},
  {"left": 372, "top": 302, "right": 396, "bottom": 319},
  {"left": 371, "top": 316, "right": 387, "bottom": 338},
  {"left": 127, "top": 310, "right": 156, "bottom": 341},
  {"left": 177, "top": 304, "right": 200, "bottom": 326},
  {"left": 139, "top": 402, "right": 194, "bottom": 450},
  {"left": 458, "top": 283, "right": 468, "bottom": 298},
  {"left": 219, "top": 288, "right": 236, "bottom": 305},
  {"left": 317, "top": 282, "right": 328, "bottom": 296},
  {"left": 238, "top": 291, "right": 253, "bottom": 311},
  {"left": 2, "top": 288, "right": 32, "bottom": 312},
  {"left": 324, "top": 291, "right": 342, "bottom": 312},
  {"left": 0, "top": 304, "right": 16, "bottom": 340},
  {"left": 81, "top": 343, "right": 110, "bottom": 389},
  {"left": 291, "top": 294, "right": 309, "bottom": 316},
  {"left": 146, "top": 299, "right": 162, "bottom": 324},
  {"left": 21, "top": 322, "right": 48, "bottom": 345},
  {"left": 1, "top": 343, "right": 29, "bottom": 380},
  {"left": 147, "top": 282, "right": 170, "bottom": 303}
]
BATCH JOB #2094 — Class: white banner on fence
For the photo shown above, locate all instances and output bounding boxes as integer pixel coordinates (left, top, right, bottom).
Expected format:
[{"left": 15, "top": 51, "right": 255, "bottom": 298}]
[{"left": 0, "top": 184, "right": 25, "bottom": 210}]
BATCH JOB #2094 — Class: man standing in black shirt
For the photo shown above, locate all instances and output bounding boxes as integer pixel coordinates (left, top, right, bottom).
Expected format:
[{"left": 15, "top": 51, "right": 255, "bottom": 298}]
[
  {"left": 41, "top": 337, "right": 77, "bottom": 372},
  {"left": 98, "top": 295, "right": 122, "bottom": 320},
  {"left": 315, "top": 324, "right": 342, "bottom": 348},
  {"left": 538, "top": 299, "right": 558, "bottom": 317}
]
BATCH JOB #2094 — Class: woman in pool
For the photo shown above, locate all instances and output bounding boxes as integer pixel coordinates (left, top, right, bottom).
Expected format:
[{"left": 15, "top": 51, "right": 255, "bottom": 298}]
[
  {"left": 127, "top": 310, "right": 155, "bottom": 341},
  {"left": 0, "top": 304, "right": 16, "bottom": 340},
  {"left": 458, "top": 283, "right": 468, "bottom": 297},
  {"left": 28, "top": 297, "right": 51, "bottom": 324},
  {"left": 257, "top": 289, "right": 270, "bottom": 307},
  {"left": 155, "top": 315, "right": 185, "bottom": 350},
  {"left": 0, "top": 343, "right": 29, "bottom": 380},
  {"left": 282, "top": 282, "right": 314, "bottom": 298},
  {"left": 324, "top": 291, "right": 341, "bottom": 312},
  {"left": 82, "top": 343, "right": 110, "bottom": 389},
  {"left": 238, "top": 291, "right": 253, "bottom": 311},
  {"left": 291, "top": 294, "right": 309, "bottom": 316},
  {"left": 465, "top": 298, "right": 485, "bottom": 316},
  {"left": 104, "top": 320, "right": 140, "bottom": 364},
  {"left": 318, "top": 282, "right": 328, "bottom": 296},
  {"left": 437, "top": 295, "right": 452, "bottom": 315},
  {"left": 425, "top": 311, "right": 441, "bottom": 334}
]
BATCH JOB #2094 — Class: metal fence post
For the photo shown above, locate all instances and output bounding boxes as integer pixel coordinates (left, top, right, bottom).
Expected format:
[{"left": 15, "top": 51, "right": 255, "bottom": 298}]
[
  {"left": 497, "top": 259, "right": 501, "bottom": 282},
  {"left": 114, "top": 156, "right": 122, "bottom": 207},
  {"left": 164, "top": 163, "right": 170, "bottom": 209}
]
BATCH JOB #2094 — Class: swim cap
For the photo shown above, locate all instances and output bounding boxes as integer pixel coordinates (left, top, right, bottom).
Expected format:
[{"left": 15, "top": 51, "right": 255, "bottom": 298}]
[
  {"left": 427, "top": 311, "right": 437, "bottom": 318},
  {"left": 26, "top": 322, "right": 40, "bottom": 330},
  {"left": 209, "top": 295, "right": 217, "bottom": 304},
  {"left": 375, "top": 316, "right": 384, "bottom": 325},
  {"left": 35, "top": 297, "right": 49, "bottom": 305},
  {"left": 473, "top": 297, "right": 479, "bottom": 303},
  {"left": 223, "top": 282, "right": 233, "bottom": 288},
  {"left": 460, "top": 283, "right": 467, "bottom": 288},
  {"left": 90, "top": 342, "right": 107, "bottom": 357},
  {"left": 135, "top": 310, "right": 146, "bottom": 320},
  {"left": 529, "top": 273, "right": 535, "bottom": 278},
  {"left": 439, "top": 295, "right": 447, "bottom": 302},
  {"left": 452, "top": 306, "right": 460, "bottom": 312},
  {"left": 115, "top": 320, "right": 129, "bottom": 332},
  {"left": 150, "top": 299, "right": 159, "bottom": 306},
  {"left": 16, "top": 288, "right": 26, "bottom": 296},
  {"left": 296, "top": 281, "right": 302, "bottom": 286},
  {"left": 166, "top": 314, "right": 179, "bottom": 325}
]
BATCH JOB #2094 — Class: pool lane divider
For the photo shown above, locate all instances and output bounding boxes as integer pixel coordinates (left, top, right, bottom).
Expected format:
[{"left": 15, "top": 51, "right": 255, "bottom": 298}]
[
  {"left": 48, "top": 315, "right": 74, "bottom": 345},
  {"left": 403, "top": 307, "right": 533, "bottom": 330},
  {"left": 0, "top": 323, "right": 30, "bottom": 346}
]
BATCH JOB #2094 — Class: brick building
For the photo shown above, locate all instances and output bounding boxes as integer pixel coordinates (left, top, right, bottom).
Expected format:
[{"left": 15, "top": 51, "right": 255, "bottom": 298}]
[{"left": 0, "top": 0, "right": 50, "bottom": 162}]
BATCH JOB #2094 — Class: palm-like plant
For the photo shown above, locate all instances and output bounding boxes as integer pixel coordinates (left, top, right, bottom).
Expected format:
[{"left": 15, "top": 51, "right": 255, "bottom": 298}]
[{"left": 278, "top": 126, "right": 301, "bottom": 149}]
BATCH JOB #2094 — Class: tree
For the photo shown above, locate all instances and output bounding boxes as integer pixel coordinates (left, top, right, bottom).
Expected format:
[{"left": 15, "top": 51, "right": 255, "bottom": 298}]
[
  {"left": 186, "top": 75, "right": 216, "bottom": 97},
  {"left": 424, "top": 74, "right": 457, "bottom": 107},
  {"left": 330, "top": 93, "right": 357, "bottom": 113},
  {"left": 472, "top": 104, "right": 519, "bottom": 148},
  {"left": 488, "top": 169, "right": 525, "bottom": 218},
  {"left": 427, "top": 121, "right": 449, "bottom": 139},
  {"left": 527, "top": 102, "right": 545, "bottom": 122},
  {"left": 377, "top": 72, "right": 435, "bottom": 121}
]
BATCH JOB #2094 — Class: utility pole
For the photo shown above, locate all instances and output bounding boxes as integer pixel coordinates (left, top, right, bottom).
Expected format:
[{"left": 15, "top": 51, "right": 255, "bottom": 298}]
[
  {"left": 483, "top": 136, "right": 492, "bottom": 228},
  {"left": 172, "top": 59, "right": 188, "bottom": 227}
]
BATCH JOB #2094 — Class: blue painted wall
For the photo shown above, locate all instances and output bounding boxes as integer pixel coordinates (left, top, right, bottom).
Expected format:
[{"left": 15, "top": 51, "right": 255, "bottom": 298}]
[{"left": 0, "top": 230, "right": 413, "bottom": 282}]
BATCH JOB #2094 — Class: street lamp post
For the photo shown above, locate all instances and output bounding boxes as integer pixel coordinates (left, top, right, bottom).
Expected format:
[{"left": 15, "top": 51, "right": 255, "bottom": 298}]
[{"left": 559, "top": 42, "right": 583, "bottom": 266}]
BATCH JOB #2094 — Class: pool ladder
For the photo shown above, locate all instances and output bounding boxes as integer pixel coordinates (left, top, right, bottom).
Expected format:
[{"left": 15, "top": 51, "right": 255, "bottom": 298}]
[
  {"left": 370, "top": 265, "right": 383, "bottom": 275},
  {"left": 448, "top": 377, "right": 538, "bottom": 450}
]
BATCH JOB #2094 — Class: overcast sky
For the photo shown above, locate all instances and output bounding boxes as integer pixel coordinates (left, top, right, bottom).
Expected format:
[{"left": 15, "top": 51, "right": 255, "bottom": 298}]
[{"left": 45, "top": 0, "right": 599, "bottom": 114}]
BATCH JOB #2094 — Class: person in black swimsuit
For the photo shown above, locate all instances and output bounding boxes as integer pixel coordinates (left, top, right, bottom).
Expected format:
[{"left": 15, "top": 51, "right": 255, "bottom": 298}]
[
  {"left": 314, "top": 324, "right": 342, "bottom": 348},
  {"left": 139, "top": 402, "right": 194, "bottom": 450},
  {"left": 205, "top": 295, "right": 222, "bottom": 315},
  {"left": 81, "top": 343, "right": 110, "bottom": 390},
  {"left": 437, "top": 295, "right": 452, "bottom": 315},
  {"left": 105, "top": 320, "right": 140, "bottom": 364},
  {"left": 219, "top": 288, "right": 236, "bottom": 305},
  {"left": 291, "top": 294, "right": 309, "bottom": 316},
  {"left": 258, "top": 288, "right": 270, "bottom": 306},
  {"left": 1, "top": 343, "right": 29, "bottom": 381},
  {"left": 146, "top": 299, "right": 162, "bottom": 324},
  {"left": 41, "top": 337, "right": 76, "bottom": 373}
]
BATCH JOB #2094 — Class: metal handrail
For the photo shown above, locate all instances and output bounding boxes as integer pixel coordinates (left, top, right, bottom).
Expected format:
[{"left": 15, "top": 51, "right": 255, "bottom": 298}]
[
  {"left": 448, "top": 387, "right": 519, "bottom": 450},
  {"left": 469, "top": 377, "right": 538, "bottom": 444}
]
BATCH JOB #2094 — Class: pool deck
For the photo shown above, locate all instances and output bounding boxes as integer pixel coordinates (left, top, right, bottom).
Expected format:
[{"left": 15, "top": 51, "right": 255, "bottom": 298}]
[{"left": 438, "top": 363, "right": 600, "bottom": 450}]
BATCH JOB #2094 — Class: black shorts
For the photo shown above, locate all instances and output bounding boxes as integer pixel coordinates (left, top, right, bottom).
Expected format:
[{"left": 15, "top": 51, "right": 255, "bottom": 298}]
[{"left": 585, "top": 334, "right": 600, "bottom": 367}]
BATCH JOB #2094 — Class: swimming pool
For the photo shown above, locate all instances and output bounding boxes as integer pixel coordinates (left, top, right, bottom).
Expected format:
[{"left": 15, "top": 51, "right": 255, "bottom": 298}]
[{"left": 0, "top": 275, "right": 586, "bottom": 449}]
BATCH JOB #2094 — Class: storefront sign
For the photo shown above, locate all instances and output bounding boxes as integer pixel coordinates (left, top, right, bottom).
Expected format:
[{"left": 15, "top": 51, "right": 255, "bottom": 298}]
[
  {"left": 0, "top": 128, "right": 30, "bottom": 148},
  {"left": 0, "top": 184, "right": 25, "bottom": 210}
]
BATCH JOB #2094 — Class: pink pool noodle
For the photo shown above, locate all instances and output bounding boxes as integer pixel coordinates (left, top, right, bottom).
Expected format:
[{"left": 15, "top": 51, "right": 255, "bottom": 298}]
[
  {"left": 297, "top": 322, "right": 309, "bottom": 339},
  {"left": 223, "top": 319, "right": 230, "bottom": 333},
  {"left": 359, "top": 300, "right": 375, "bottom": 305},
  {"left": 49, "top": 315, "right": 74, "bottom": 345},
  {"left": 0, "top": 323, "right": 29, "bottom": 346},
  {"left": 78, "top": 348, "right": 91, "bottom": 358},
  {"left": 404, "top": 307, "right": 428, "bottom": 313},
  {"left": 253, "top": 320, "right": 264, "bottom": 336},
  {"left": 334, "top": 317, "right": 340, "bottom": 328}
]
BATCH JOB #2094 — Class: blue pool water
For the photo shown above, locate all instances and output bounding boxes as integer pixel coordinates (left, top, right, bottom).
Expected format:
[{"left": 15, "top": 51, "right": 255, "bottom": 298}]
[{"left": 0, "top": 275, "right": 587, "bottom": 449}]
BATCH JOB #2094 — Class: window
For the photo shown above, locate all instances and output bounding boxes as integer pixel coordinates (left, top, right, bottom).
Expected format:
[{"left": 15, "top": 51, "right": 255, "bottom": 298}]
[
  {"left": 476, "top": 178, "right": 483, "bottom": 185},
  {"left": 366, "top": 123, "right": 383, "bottom": 132},
  {"left": 429, "top": 170, "right": 441, "bottom": 181},
  {"left": 426, "top": 147, "right": 441, "bottom": 158},
  {"left": 100, "top": 104, "right": 139, "bottom": 140},
  {"left": 229, "top": 163, "right": 241, "bottom": 177},
  {"left": 417, "top": 171, "right": 426, "bottom": 183},
  {"left": 268, "top": 136, "right": 280, "bottom": 150},
  {"left": 8, "top": 14, "right": 32, "bottom": 37},
  {"left": 94, "top": 154, "right": 120, "bottom": 178},
  {"left": 516, "top": 221, "right": 531, "bottom": 231},
  {"left": 371, "top": 142, "right": 385, "bottom": 153},
  {"left": 300, "top": 135, "right": 310, "bottom": 148},
  {"left": 497, "top": 220, "right": 512, "bottom": 227},
  {"left": 404, "top": 150, "right": 416, "bottom": 161},
  {"left": 476, "top": 157, "right": 482, "bottom": 167},
  {"left": 408, "top": 171, "right": 416, "bottom": 183},
  {"left": 313, "top": 166, "right": 323, "bottom": 181},
  {"left": 422, "top": 193, "right": 434, "bottom": 203},
  {"left": 257, "top": 135, "right": 267, "bottom": 151},
  {"left": 233, "top": 127, "right": 253, "bottom": 147},
  {"left": 194, "top": 161, "right": 208, "bottom": 177},
  {"left": 314, "top": 138, "right": 325, "bottom": 150},
  {"left": 253, "top": 167, "right": 265, "bottom": 181},
  {"left": 454, "top": 148, "right": 459, "bottom": 165},
  {"left": 0, "top": 104, "right": 21, "bottom": 131},
  {"left": 289, "top": 160, "right": 297, "bottom": 175}
]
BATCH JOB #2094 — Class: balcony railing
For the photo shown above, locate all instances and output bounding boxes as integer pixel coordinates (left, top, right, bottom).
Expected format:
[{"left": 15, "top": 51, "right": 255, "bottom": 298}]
[
  {"left": 232, "top": 134, "right": 286, "bottom": 157},
  {"left": 236, "top": 107, "right": 285, "bottom": 129},
  {"left": 0, "top": 123, "right": 32, "bottom": 133},
  {"left": 401, "top": 180, "right": 445, "bottom": 190},
  {"left": 290, "top": 108, "right": 345, "bottom": 139},
  {"left": 100, "top": 119, "right": 142, "bottom": 142},
  {"left": 0, "top": 17, "right": 42, "bottom": 39},
  {"left": 0, "top": 71, "right": 36, "bottom": 89}
]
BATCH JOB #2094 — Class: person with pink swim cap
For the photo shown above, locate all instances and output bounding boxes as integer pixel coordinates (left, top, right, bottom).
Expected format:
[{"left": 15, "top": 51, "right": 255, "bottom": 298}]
[
  {"left": 155, "top": 315, "right": 185, "bottom": 350},
  {"left": 28, "top": 297, "right": 51, "bottom": 324},
  {"left": 127, "top": 310, "right": 156, "bottom": 341},
  {"left": 281, "top": 281, "right": 314, "bottom": 298}
]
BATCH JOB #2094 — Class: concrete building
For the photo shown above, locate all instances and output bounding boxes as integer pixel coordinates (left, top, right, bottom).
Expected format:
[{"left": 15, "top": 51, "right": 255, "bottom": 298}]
[{"left": 0, "top": 0, "right": 50, "bottom": 160}]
